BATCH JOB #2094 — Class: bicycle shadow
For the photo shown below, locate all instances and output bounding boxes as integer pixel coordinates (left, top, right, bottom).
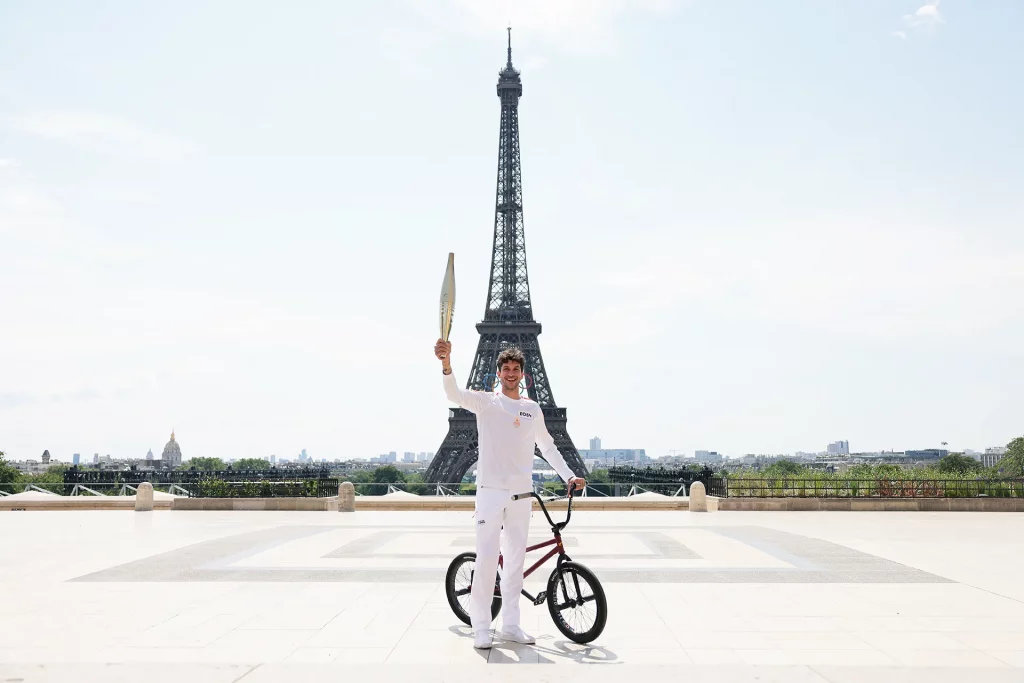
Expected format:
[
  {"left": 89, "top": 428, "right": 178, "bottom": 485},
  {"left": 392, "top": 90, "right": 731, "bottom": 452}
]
[{"left": 448, "top": 625, "right": 620, "bottom": 665}]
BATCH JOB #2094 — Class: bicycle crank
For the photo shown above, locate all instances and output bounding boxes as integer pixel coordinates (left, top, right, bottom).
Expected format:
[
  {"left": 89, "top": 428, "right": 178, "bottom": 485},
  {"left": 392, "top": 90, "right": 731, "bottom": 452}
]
[{"left": 519, "top": 589, "right": 548, "bottom": 606}]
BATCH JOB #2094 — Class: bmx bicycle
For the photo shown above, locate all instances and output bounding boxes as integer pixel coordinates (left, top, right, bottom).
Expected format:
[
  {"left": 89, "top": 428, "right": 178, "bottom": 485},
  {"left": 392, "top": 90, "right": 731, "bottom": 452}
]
[{"left": 444, "top": 488, "right": 608, "bottom": 643}]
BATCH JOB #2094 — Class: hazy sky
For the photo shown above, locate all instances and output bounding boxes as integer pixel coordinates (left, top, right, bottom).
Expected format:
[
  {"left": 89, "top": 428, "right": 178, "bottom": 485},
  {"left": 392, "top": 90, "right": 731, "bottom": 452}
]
[{"left": 2, "top": 1, "right": 1022, "bottom": 463}]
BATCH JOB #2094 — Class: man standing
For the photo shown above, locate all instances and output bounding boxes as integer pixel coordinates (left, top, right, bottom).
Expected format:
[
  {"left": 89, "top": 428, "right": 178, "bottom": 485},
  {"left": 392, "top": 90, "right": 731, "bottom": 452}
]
[{"left": 435, "top": 339, "right": 586, "bottom": 649}]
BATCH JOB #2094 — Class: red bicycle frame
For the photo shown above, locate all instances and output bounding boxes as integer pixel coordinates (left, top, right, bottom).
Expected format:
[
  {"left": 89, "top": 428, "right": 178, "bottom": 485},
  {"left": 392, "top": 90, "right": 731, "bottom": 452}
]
[
  {"left": 497, "top": 531, "right": 565, "bottom": 579},
  {"left": 494, "top": 490, "right": 575, "bottom": 604}
]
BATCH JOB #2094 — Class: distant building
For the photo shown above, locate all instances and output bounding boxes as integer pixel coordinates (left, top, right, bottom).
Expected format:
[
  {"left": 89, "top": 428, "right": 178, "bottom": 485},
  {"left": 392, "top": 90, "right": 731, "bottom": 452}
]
[
  {"left": 694, "top": 450, "right": 723, "bottom": 464},
  {"left": 161, "top": 431, "right": 182, "bottom": 469},
  {"left": 905, "top": 449, "right": 948, "bottom": 460},
  {"left": 578, "top": 448, "right": 647, "bottom": 465},
  {"left": 93, "top": 453, "right": 99, "bottom": 464},
  {"left": 589, "top": 437, "right": 602, "bottom": 451},
  {"left": 72, "top": 453, "right": 80, "bottom": 465},
  {"left": 146, "top": 449, "right": 154, "bottom": 461},
  {"left": 270, "top": 455, "right": 277, "bottom": 465},
  {"left": 981, "top": 453, "right": 1002, "bottom": 468},
  {"left": 981, "top": 448, "right": 1006, "bottom": 468},
  {"left": 41, "top": 450, "right": 51, "bottom": 465},
  {"left": 403, "top": 452, "right": 416, "bottom": 463},
  {"left": 827, "top": 441, "right": 850, "bottom": 456}
]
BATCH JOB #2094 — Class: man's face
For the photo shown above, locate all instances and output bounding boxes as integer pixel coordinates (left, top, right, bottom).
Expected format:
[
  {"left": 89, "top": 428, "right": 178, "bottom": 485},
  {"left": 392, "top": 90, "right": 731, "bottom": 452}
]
[{"left": 499, "top": 361, "right": 522, "bottom": 391}]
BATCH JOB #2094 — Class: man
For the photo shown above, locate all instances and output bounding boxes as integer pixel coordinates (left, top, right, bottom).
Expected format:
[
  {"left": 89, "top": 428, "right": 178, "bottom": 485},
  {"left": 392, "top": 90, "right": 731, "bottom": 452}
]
[{"left": 435, "top": 339, "right": 586, "bottom": 650}]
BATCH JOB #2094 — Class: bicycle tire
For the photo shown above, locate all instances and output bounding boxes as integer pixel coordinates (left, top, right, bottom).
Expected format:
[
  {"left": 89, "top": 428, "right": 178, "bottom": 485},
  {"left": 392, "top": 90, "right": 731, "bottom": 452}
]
[
  {"left": 444, "top": 551, "right": 501, "bottom": 626},
  {"left": 546, "top": 561, "right": 607, "bottom": 643}
]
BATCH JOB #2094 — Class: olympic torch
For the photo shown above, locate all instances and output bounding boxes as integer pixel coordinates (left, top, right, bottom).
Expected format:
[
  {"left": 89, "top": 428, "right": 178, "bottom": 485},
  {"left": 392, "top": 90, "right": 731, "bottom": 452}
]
[{"left": 439, "top": 252, "right": 456, "bottom": 359}]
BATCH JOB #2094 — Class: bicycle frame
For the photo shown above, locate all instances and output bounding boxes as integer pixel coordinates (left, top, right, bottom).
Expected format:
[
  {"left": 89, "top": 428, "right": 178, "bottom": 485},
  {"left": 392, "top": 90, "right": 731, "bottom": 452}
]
[{"left": 495, "top": 490, "right": 576, "bottom": 605}]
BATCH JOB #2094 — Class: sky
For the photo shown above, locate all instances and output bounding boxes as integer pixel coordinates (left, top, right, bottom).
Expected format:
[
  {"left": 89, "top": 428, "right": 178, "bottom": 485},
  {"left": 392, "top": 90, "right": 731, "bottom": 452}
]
[{"left": 1, "top": 0, "right": 1022, "bottom": 463}]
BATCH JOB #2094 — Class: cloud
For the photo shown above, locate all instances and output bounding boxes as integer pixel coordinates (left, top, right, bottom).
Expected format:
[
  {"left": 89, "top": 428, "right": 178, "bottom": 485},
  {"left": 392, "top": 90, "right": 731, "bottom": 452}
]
[
  {"left": 893, "top": 31, "right": 907, "bottom": 40},
  {"left": 903, "top": 1, "right": 943, "bottom": 30},
  {"left": 13, "top": 112, "right": 199, "bottom": 162},
  {"left": 0, "top": 158, "right": 18, "bottom": 168}
]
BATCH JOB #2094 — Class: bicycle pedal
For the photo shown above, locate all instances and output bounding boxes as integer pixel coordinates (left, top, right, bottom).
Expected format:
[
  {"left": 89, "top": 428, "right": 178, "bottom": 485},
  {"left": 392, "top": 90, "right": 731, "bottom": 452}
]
[{"left": 533, "top": 591, "right": 546, "bottom": 606}]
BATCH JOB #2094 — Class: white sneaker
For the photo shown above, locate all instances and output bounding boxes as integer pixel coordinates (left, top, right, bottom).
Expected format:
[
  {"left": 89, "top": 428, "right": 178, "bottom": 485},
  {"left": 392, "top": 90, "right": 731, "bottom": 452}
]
[
  {"left": 473, "top": 630, "right": 493, "bottom": 649},
  {"left": 500, "top": 626, "right": 536, "bottom": 644}
]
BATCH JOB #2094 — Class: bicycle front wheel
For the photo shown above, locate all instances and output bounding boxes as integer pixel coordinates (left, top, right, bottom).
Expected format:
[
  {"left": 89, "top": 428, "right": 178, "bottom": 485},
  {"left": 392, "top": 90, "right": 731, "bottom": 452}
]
[
  {"left": 546, "top": 561, "right": 607, "bottom": 643},
  {"left": 444, "top": 552, "right": 501, "bottom": 626}
]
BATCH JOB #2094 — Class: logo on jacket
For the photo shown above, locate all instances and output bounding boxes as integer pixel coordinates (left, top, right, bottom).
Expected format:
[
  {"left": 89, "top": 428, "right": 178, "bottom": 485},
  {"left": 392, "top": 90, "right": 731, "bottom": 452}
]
[{"left": 518, "top": 411, "right": 533, "bottom": 419}]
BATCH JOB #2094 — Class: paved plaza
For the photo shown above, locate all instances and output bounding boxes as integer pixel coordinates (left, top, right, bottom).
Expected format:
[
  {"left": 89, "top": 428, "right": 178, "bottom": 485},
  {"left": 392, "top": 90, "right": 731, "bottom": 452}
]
[{"left": 1, "top": 509, "right": 1023, "bottom": 682}]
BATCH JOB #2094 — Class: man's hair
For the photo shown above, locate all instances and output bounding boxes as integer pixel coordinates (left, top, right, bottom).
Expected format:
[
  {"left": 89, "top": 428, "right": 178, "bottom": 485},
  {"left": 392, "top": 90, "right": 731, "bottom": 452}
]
[{"left": 497, "top": 347, "right": 525, "bottom": 371}]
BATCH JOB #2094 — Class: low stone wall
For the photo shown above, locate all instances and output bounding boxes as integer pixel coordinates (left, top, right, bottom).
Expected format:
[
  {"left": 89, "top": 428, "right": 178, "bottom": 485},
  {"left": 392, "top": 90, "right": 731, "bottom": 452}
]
[
  {"left": 350, "top": 496, "right": 691, "bottom": 511},
  {"left": 171, "top": 497, "right": 339, "bottom": 511},
  {"left": 719, "top": 497, "right": 1024, "bottom": 512},
  {"left": 1, "top": 497, "right": 173, "bottom": 511}
]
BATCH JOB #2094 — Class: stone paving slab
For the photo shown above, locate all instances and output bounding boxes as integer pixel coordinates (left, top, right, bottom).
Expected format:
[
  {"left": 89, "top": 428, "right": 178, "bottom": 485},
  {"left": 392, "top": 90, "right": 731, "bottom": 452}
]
[{"left": 0, "top": 509, "right": 1022, "bottom": 682}]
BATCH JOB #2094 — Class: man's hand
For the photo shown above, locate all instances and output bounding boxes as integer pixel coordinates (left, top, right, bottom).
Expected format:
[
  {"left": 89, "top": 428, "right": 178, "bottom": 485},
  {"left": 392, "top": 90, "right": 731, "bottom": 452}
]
[
  {"left": 435, "top": 339, "right": 452, "bottom": 373},
  {"left": 568, "top": 476, "right": 586, "bottom": 493}
]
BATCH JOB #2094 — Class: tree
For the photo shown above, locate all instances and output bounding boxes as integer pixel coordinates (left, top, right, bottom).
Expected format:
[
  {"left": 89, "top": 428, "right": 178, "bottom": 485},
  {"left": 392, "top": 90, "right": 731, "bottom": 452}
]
[
  {"left": 762, "top": 460, "right": 804, "bottom": 478},
  {"left": 232, "top": 458, "right": 272, "bottom": 471},
  {"left": 998, "top": 436, "right": 1024, "bottom": 477},
  {"left": 404, "top": 472, "right": 428, "bottom": 495},
  {"left": 369, "top": 465, "right": 405, "bottom": 496},
  {"left": 937, "top": 453, "right": 984, "bottom": 475},
  {"left": 346, "top": 470, "right": 373, "bottom": 484},
  {"left": 182, "top": 457, "right": 226, "bottom": 471},
  {"left": 0, "top": 451, "right": 21, "bottom": 487}
]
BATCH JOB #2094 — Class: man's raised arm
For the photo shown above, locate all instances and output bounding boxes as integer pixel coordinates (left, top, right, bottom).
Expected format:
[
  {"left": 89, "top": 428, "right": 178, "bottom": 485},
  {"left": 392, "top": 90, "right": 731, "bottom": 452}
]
[{"left": 435, "top": 339, "right": 492, "bottom": 414}]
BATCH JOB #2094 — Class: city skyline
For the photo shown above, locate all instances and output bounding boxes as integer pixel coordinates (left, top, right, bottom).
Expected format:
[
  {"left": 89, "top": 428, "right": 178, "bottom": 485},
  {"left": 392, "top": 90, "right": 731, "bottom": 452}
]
[
  {"left": 2, "top": 2, "right": 1022, "bottom": 462},
  {"left": 6, "top": 434, "right": 1013, "bottom": 466}
]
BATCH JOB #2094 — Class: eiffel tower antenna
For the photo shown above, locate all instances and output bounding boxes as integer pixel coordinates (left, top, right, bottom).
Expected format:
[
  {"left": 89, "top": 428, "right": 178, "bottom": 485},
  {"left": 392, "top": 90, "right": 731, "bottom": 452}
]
[{"left": 426, "top": 32, "right": 587, "bottom": 485}]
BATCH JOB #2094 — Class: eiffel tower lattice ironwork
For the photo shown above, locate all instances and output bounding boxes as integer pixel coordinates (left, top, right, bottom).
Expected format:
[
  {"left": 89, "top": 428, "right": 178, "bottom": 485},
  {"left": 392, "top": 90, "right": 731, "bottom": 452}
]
[{"left": 425, "top": 30, "right": 587, "bottom": 486}]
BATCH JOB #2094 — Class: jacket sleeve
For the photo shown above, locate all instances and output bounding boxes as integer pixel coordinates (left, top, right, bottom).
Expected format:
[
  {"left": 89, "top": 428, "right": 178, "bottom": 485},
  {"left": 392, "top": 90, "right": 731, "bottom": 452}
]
[
  {"left": 442, "top": 370, "right": 493, "bottom": 414},
  {"left": 535, "top": 408, "right": 578, "bottom": 483}
]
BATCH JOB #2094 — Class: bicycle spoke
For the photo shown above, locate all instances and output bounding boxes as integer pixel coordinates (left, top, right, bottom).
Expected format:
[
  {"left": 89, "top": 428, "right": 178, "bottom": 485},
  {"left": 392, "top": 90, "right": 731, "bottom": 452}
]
[
  {"left": 552, "top": 567, "right": 598, "bottom": 637},
  {"left": 455, "top": 560, "right": 474, "bottom": 612}
]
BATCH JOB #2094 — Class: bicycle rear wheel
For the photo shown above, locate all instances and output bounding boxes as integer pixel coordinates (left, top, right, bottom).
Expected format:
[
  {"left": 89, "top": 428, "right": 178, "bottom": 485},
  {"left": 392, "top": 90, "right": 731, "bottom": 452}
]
[
  {"left": 546, "top": 561, "right": 607, "bottom": 643},
  {"left": 444, "top": 552, "right": 501, "bottom": 626}
]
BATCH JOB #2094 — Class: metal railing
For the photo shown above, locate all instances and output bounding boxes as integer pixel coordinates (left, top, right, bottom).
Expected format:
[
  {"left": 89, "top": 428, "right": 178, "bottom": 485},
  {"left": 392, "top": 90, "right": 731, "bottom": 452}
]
[
  {"left": 179, "top": 478, "right": 338, "bottom": 498},
  {"left": 2, "top": 480, "right": 725, "bottom": 499},
  {"left": 605, "top": 466, "right": 726, "bottom": 497},
  {"left": 335, "top": 481, "right": 722, "bottom": 498},
  {"left": 26, "top": 477, "right": 1020, "bottom": 500},
  {"left": 0, "top": 482, "right": 191, "bottom": 496},
  {"left": 723, "top": 478, "right": 1024, "bottom": 499},
  {"left": 62, "top": 466, "right": 331, "bottom": 485}
]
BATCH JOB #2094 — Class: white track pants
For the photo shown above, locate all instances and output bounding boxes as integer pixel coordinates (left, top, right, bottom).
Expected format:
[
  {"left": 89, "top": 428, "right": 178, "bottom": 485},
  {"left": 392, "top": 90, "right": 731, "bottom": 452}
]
[{"left": 470, "top": 486, "right": 532, "bottom": 633}]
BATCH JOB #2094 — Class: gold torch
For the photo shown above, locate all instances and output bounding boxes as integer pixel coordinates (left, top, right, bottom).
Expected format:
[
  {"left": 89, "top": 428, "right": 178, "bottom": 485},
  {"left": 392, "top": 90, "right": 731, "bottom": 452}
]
[{"left": 438, "top": 252, "right": 456, "bottom": 359}]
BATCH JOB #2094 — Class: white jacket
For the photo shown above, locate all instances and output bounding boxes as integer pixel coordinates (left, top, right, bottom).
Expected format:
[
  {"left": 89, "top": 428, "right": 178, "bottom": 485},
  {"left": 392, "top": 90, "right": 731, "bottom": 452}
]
[{"left": 442, "top": 371, "right": 575, "bottom": 492}]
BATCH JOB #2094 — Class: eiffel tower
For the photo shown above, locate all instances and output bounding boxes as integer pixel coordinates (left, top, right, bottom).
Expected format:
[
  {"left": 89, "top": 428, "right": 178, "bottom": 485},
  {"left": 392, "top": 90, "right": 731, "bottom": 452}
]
[{"left": 425, "top": 30, "right": 587, "bottom": 485}]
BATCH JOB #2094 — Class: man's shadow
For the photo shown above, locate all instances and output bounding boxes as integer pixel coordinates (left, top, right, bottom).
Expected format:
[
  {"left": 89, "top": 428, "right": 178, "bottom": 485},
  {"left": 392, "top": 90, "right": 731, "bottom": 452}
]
[{"left": 448, "top": 625, "right": 620, "bottom": 664}]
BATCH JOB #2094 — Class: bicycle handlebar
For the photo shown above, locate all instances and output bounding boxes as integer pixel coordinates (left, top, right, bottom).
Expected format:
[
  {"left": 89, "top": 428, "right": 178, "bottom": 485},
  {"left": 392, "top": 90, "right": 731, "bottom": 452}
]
[{"left": 512, "top": 487, "right": 577, "bottom": 530}]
